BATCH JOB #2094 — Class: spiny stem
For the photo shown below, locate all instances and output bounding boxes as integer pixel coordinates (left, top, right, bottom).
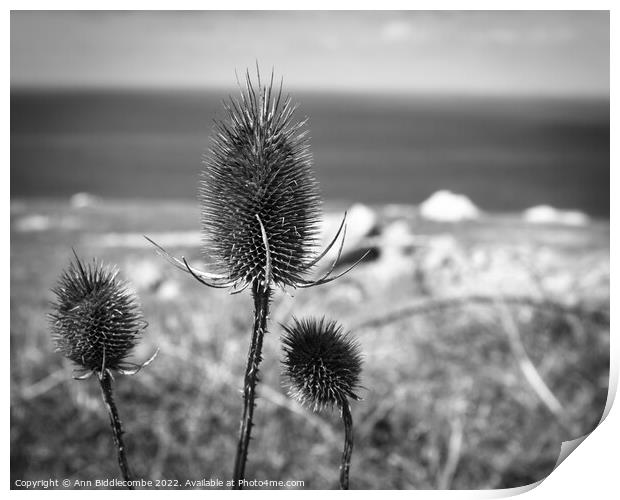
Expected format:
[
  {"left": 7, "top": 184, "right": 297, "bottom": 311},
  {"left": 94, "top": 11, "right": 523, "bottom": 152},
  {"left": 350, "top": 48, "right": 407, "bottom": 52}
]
[
  {"left": 232, "top": 281, "right": 271, "bottom": 489},
  {"left": 98, "top": 370, "right": 134, "bottom": 489},
  {"left": 339, "top": 400, "right": 354, "bottom": 490}
]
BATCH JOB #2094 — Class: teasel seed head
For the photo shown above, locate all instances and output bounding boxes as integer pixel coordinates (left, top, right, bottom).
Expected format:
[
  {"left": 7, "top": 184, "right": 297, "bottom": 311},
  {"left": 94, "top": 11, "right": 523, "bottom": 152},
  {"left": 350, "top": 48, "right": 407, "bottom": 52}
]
[
  {"left": 49, "top": 252, "right": 147, "bottom": 374},
  {"left": 199, "top": 69, "right": 322, "bottom": 290},
  {"left": 281, "top": 317, "right": 363, "bottom": 412}
]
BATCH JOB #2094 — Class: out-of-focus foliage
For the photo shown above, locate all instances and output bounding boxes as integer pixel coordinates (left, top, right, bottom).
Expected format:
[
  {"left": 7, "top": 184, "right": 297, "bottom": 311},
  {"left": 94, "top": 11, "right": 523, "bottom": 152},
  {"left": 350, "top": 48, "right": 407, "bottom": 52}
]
[{"left": 10, "top": 200, "right": 609, "bottom": 489}]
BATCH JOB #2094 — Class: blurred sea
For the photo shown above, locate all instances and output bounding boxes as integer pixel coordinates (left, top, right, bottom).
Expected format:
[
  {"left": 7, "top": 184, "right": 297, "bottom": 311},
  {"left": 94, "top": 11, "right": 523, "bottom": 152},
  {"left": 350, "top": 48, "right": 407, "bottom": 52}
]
[{"left": 10, "top": 90, "right": 610, "bottom": 217}]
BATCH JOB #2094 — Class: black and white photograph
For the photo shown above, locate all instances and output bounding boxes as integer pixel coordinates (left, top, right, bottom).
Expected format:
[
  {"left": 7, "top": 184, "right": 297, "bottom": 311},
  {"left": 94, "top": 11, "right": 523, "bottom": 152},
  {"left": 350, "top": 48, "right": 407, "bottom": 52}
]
[{"left": 10, "top": 7, "right": 611, "bottom": 491}]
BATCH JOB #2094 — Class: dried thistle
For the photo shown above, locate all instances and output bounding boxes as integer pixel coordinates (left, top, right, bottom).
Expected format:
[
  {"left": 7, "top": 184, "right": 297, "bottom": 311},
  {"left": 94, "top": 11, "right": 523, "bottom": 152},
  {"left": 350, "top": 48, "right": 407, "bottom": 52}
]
[
  {"left": 281, "top": 317, "right": 362, "bottom": 411},
  {"left": 145, "top": 68, "right": 368, "bottom": 488},
  {"left": 281, "top": 317, "right": 363, "bottom": 489},
  {"left": 145, "top": 68, "right": 368, "bottom": 293},
  {"left": 49, "top": 251, "right": 157, "bottom": 488},
  {"left": 50, "top": 251, "right": 148, "bottom": 375},
  {"left": 198, "top": 69, "right": 322, "bottom": 290}
]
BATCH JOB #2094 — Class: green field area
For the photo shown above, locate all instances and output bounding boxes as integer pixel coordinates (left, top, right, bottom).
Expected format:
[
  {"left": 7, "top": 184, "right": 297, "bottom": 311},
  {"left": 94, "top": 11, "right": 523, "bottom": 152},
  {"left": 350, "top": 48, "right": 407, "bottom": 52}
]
[{"left": 10, "top": 199, "right": 609, "bottom": 489}]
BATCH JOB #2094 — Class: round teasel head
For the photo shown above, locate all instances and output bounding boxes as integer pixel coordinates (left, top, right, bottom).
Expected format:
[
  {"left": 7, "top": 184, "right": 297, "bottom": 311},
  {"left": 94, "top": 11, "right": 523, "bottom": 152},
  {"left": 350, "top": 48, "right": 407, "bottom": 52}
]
[
  {"left": 281, "top": 317, "right": 363, "bottom": 412},
  {"left": 49, "top": 252, "right": 147, "bottom": 373},
  {"left": 199, "top": 69, "right": 322, "bottom": 289}
]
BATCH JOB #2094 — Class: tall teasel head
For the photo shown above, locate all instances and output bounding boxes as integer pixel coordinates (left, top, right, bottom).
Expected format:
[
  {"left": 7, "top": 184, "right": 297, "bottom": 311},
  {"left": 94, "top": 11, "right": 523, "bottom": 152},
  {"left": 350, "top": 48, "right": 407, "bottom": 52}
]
[
  {"left": 146, "top": 68, "right": 368, "bottom": 294},
  {"left": 281, "top": 317, "right": 363, "bottom": 412},
  {"left": 49, "top": 252, "right": 151, "bottom": 377},
  {"left": 199, "top": 70, "right": 322, "bottom": 290}
]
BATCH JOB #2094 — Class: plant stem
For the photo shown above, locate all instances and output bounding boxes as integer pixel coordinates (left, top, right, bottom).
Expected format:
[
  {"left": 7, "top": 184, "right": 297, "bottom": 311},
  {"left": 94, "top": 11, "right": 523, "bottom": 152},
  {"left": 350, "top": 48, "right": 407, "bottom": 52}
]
[
  {"left": 98, "top": 370, "right": 134, "bottom": 489},
  {"left": 232, "top": 281, "right": 271, "bottom": 489},
  {"left": 339, "top": 399, "right": 354, "bottom": 490}
]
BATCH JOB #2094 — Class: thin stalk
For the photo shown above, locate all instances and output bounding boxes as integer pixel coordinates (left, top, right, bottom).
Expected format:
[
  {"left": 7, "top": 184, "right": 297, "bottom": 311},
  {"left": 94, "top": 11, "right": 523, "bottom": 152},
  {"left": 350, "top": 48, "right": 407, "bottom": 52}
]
[
  {"left": 339, "top": 400, "right": 354, "bottom": 490},
  {"left": 232, "top": 281, "right": 271, "bottom": 489},
  {"left": 98, "top": 370, "right": 134, "bottom": 489}
]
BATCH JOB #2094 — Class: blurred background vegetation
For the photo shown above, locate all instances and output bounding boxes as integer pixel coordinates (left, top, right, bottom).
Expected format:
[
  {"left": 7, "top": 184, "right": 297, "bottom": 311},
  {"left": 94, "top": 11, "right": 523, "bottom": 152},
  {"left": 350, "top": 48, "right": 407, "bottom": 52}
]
[{"left": 10, "top": 199, "right": 609, "bottom": 489}]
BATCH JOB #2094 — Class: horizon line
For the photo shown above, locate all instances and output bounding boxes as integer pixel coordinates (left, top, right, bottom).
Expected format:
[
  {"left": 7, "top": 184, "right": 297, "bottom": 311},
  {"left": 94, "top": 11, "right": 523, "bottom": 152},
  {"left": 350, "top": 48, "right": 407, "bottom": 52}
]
[{"left": 9, "top": 83, "right": 611, "bottom": 101}]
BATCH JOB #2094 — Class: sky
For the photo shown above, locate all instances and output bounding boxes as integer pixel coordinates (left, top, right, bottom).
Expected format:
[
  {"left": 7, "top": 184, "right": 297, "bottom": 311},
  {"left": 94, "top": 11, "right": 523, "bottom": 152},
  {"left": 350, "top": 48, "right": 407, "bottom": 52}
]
[{"left": 10, "top": 10, "right": 610, "bottom": 96}]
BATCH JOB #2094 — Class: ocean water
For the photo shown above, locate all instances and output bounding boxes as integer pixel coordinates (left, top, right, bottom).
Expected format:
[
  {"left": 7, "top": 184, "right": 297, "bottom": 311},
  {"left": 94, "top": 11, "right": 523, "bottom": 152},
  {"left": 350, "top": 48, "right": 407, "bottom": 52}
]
[{"left": 10, "top": 90, "right": 610, "bottom": 217}]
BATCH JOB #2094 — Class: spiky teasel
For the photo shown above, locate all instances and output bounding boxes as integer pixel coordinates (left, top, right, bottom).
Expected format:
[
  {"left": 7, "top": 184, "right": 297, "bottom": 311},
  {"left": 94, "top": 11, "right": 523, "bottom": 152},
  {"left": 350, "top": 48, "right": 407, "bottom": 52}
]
[
  {"left": 50, "top": 252, "right": 148, "bottom": 375},
  {"left": 145, "top": 68, "right": 368, "bottom": 488},
  {"left": 199, "top": 69, "right": 322, "bottom": 290},
  {"left": 49, "top": 251, "right": 157, "bottom": 488},
  {"left": 281, "top": 317, "right": 362, "bottom": 411},
  {"left": 145, "top": 68, "right": 368, "bottom": 292},
  {"left": 281, "top": 317, "right": 363, "bottom": 489}
]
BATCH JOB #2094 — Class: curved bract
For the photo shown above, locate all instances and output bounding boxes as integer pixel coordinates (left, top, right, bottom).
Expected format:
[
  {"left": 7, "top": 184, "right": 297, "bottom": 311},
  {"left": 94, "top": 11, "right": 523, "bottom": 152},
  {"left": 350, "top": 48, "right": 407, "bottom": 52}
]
[{"left": 199, "top": 70, "right": 322, "bottom": 289}]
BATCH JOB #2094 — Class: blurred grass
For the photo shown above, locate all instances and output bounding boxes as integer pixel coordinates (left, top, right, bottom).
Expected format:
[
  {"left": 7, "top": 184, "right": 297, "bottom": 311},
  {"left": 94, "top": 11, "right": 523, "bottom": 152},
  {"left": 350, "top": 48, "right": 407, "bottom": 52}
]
[{"left": 10, "top": 199, "right": 609, "bottom": 489}]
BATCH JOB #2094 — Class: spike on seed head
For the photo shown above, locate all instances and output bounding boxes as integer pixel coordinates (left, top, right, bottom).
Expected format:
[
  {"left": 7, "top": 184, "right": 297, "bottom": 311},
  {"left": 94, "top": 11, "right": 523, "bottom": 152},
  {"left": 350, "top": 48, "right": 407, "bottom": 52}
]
[
  {"left": 199, "top": 69, "right": 322, "bottom": 289},
  {"left": 49, "top": 253, "right": 146, "bottom": 373},
  {"left": 281, "top": 317, "right": 363, "bottom": 412}
]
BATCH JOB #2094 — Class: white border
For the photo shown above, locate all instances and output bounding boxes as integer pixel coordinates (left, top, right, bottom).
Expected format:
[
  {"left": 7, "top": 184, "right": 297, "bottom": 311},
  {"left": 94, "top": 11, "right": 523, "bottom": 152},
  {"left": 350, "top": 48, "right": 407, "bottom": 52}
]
[{"left": 5, "top": 2, "right": 615, "bottom": 498}]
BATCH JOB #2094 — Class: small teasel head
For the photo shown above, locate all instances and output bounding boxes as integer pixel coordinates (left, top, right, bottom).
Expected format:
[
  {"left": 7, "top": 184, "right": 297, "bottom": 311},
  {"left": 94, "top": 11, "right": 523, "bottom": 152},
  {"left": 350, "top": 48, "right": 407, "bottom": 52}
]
[
  {"left": 281, "top": 317, "right": 363, "bottom": 412},
  {"left": 199, "top": 69, "right": 322, "bottom": 290},
  {"left": 49, "top": 251, "right": 147, "bottom": 375}
]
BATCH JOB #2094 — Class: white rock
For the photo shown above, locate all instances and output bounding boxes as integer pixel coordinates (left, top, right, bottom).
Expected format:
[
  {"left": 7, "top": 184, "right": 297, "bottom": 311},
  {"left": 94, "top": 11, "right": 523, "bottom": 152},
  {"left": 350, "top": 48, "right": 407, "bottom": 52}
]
[
  {"left": 14, "top": 215, "right": 51, "bottom": 232},
  {"left": 344, "top": 203, "right": 377, "bottom": 238},
  {"left": 14, "top": 214, "right": 80, "bottom": 232},
  {"left": 419, "top": 190, "right": 480, "bottom": 222},
  {"left": 70, "top": 192, "right": 100, "bottom": 208},
  {"left": 320, "top": 203, "right": 377, "bottom": 260},
  {"left": 522, "top": 205, "right": 589, "bottom": 226}
]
